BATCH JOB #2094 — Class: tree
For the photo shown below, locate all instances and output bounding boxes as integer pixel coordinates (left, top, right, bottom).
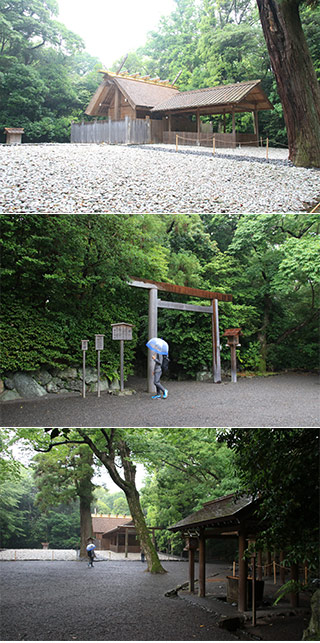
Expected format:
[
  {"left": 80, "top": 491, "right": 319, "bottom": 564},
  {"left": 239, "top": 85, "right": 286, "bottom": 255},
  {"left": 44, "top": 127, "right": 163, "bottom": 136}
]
[
  {"left": 218, "top": 428, "right": 319, "bottom": 567},
  {"left": 256, "top": 0, "right": 320, "bottom": 167},
  {"left": 32, "top": 443, "right": 95, "bottom": 556},
  {"left": 33, "top": 429, "right": 167, "bottom": 573}
]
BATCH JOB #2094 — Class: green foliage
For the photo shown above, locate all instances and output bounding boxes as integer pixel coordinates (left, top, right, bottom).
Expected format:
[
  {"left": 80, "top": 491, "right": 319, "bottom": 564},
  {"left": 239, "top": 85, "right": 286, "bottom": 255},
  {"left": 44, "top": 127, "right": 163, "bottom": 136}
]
[{"left": 219, "top": 429, "right": 320, "bottom": 567}]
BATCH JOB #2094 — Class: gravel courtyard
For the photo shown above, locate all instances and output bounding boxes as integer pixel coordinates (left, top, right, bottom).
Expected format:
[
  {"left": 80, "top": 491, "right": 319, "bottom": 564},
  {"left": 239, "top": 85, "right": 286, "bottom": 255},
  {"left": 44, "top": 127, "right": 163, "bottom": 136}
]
[
  {"left": 1, "top": 373, "right": 319, "bottom": 428},
  {"left": 1, "top": 143, "right": 319, "bottom": 213},
  {"left": 0, "top": 560, "right": 238, "bottom": 641}
]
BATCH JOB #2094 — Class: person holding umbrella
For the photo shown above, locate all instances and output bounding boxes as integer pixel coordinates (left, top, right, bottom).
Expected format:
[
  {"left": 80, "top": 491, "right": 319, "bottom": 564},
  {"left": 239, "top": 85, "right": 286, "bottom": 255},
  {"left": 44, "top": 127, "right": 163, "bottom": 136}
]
[
  {"left": 86, "top": 537, "right": 96, "bottom": 567},
  {"left": 146, "top": 337, "right": 169, "bottom": 400}
]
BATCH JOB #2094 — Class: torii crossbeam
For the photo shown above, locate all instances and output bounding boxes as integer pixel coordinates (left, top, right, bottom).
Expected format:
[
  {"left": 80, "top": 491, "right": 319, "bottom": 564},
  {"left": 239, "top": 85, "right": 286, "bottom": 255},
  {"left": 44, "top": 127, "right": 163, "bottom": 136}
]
[{"left": 128, "top": 278, "right": 233, "bottom": 393}]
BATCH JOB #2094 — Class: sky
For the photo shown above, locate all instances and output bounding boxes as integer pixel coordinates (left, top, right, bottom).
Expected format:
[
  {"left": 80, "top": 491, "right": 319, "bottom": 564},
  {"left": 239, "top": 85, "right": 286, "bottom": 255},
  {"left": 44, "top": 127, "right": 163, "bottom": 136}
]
[{"left": 57, "top": 0, "right": 176, "bottom": 68}]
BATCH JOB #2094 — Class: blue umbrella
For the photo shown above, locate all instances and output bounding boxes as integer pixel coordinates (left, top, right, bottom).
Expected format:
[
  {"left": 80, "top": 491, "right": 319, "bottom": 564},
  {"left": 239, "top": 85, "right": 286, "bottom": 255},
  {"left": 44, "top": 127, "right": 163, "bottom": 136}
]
[{"left": 146, "top": 337, "right": 169, "bottom": 355}]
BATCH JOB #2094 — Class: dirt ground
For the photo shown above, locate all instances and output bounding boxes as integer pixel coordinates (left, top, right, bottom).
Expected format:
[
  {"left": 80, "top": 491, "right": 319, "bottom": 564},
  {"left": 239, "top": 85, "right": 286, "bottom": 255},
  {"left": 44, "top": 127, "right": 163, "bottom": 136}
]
[{"left": 0, "top": 560, "right": 311, "bottom": 641}]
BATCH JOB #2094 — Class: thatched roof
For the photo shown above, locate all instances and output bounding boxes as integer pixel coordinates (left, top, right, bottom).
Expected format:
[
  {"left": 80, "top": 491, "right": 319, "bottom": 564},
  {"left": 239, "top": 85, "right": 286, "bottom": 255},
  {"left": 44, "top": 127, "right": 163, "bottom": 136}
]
[
  {"left": 92, "top": 515, "right": 133, "bottom": 534},
  {"left": 85, "top": 71, "right": 179, "bottom": 116},
  {"left": 152, "top": 80, "right": 273, "bottom": 114}
]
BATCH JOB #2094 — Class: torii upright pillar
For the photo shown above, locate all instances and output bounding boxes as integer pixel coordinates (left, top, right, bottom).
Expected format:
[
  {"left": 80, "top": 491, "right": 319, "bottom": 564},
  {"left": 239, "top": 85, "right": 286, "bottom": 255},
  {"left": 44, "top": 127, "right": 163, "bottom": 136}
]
[{"left": 148, "top": 286, "right": 158, "bottom": 393}]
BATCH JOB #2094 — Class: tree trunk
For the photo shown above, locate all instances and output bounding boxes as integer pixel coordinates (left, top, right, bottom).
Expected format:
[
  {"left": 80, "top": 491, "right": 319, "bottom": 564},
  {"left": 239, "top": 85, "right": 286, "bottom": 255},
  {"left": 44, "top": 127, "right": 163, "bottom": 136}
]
[
  {"left": 257, "top": 294, "right": 271, "bottom": 372},
  {"left": 79, "top": 494, "right": 93, "bottom": 557},
  {"left": 77, "top": 430, "right": 166, "bottom": 573},
  {"left": 125, "top": 484, "right": 167, "bottom": 574},
  {"left": 256, "top": 0, "right": 320, "bottom": 167},
  {"left": 76, "top": 446, "right": 94, "bottom": 557}
]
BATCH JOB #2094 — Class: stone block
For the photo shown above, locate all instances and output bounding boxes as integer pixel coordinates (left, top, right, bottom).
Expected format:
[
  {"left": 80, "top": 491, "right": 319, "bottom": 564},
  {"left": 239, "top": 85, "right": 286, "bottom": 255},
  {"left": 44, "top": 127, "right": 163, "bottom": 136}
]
[
  {"left": 4, "top": 377, "right": 15, "bottom": 390},
  {"left": 12, "top": 373, "right": 47, "bottom": 398},
  {"left": 0, "top": 389, "right": 21, "bottom": 401},
  {"left": 34, "top": 370, "right": 52, "bottom": 386},
  {"left": 58, "top": 368, "right": 78, "bottom": 380}
]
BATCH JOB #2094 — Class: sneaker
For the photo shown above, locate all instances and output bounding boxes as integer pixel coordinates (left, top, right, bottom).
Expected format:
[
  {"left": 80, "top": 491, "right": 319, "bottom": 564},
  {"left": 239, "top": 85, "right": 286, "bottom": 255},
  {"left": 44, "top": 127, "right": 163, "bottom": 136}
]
[
  {"left": 163, "top": 389, "right": 168, "bottom": 399},
  {"left": 151, "top": 394, "right": 161, "bottom": 399}
]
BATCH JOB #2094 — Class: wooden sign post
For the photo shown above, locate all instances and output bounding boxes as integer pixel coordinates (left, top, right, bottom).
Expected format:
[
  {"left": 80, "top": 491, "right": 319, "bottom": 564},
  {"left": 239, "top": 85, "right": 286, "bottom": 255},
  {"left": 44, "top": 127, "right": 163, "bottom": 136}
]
[
  {"left": 222, "top": 328, "right": 242, "bottom": 383},
  {"left": 81, "top": 339, "right": 89, "bottom": 398},
  {"left": 95, "top": 334, "right": 104, "bottom": 397},
  {"left": 111, "top": 323, "right": 134, "bottom": 392}
]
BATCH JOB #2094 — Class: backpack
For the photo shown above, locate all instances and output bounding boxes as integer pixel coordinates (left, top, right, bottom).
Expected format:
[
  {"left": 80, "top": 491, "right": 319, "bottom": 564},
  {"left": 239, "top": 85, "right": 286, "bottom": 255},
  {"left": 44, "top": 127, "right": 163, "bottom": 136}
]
[{"left": 162, "top": 355, "right": 170, "bottom": 374}]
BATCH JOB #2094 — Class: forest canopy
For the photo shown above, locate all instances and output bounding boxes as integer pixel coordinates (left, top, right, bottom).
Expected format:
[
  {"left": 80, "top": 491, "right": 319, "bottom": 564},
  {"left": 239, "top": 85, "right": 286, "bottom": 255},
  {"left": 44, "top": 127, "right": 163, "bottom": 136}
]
[
  {"left": 1, "top": 0, "right": 319, "bottom": 145},
  {"left": 1, "top": 213, "right": 319, "bottom": 379}
]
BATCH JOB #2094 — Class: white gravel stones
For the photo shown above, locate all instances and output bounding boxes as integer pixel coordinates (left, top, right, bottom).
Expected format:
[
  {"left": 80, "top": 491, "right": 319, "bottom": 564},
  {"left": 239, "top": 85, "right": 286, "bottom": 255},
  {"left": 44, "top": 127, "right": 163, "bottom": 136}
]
[{"left": 1, "top": 143, "right": 319, "bottom": 213}]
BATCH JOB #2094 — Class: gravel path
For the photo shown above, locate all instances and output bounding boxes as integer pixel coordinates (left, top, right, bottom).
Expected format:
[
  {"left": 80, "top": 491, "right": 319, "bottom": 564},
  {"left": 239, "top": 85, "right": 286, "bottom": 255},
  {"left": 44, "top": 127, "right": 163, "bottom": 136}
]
[
  {"left": 1, "top": 373, "right": 319, "bottom": 428},
  {"left": 0, "top": 560, "right": 238, "bottom": 641},
  {"left": 1, "top": 143, "right": 319, "bottom": 213}
]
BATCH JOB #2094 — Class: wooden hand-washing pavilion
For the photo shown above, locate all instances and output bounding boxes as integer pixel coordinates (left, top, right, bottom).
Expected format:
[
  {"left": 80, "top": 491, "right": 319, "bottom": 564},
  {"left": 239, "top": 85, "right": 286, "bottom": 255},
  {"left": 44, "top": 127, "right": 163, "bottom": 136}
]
[
  {"left": 169, "top": 493, "right": 260, "bottom": 612},
  {"left": 85, "top": 71, "right": 273, "bottom": 147}
]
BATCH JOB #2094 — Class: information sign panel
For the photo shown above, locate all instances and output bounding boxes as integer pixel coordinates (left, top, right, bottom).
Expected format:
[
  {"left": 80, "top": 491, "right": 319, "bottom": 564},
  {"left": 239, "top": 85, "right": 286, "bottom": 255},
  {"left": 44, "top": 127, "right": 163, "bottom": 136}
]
[
  {"left": 81, "top": 340, "right": 88, "bottom": 351},
  {"left": 95, "top": 334, "right": 104, "bottom": 351},
  {"left": 112, "top": 325, "right": 133, "bottom": 341}
]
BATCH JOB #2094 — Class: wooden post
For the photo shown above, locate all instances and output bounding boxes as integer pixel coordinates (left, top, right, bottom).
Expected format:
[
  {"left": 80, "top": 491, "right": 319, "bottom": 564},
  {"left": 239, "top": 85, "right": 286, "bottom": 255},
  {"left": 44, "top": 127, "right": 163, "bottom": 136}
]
[
  {"left": 290, "top": 563, "right": 299, "bottom": 607},
  {"left": 189, "top": 548, "right": 195, "bottom": 593},
  {"left": 120, "top": 339, "right": 124, "bottom": 392},
  {"left": 266, "top": 137, "right": 269, "bottom": 160},
  {"left": 280, "top": 551, "right": 286, "bottom": 584},
  {"left": 148, "top": 287, "right": 158, "bottom": 393},
  {"left": 230, "top": 340, "right": 237, "bottom": 383},
  {"left": 125, "top": 527, "right": 128, "bottom": 558},
  {"left": 251, "top": 555, "right": 256, "bottom": 626},
  {"left": 212, "top": 299, "right": 221, "bottom": 383},
  {"left": 233, "top": 561, "right": 236, "bottom": 577},
  {"left": 82, "top": 349, "right": 86, "bottom": 398},
  {"left": 212, "top": 136, "right": 216, "bottom": 155},
  {"left": 168, "top": 113, "right": 172, "bottom": 134},
  {"left": 257, "top": 551, "right": 263, "bottom": 581},
  {"left": 196, "top": 109, "right": 200, "bottom": 146},
  {"left": 176, "top": 134, "right": 178, "bottom": 151},
  {"left": 267, "top": 551, "right": 272, "bottom": 576},
  {"left": 304, "top": 562, "right": 308, "bottom": 586},
  {"left": 273, "top": 559, "right": 277, "bottom": 584},
  {"left": 198, "top": 528, "right": 206, "bottom": 597},
  {"left": 238, "top": 528, "right": 248, "bottom": 612},
  {"left": 97, "top": 350, "right": 101, "bottom": 398}
]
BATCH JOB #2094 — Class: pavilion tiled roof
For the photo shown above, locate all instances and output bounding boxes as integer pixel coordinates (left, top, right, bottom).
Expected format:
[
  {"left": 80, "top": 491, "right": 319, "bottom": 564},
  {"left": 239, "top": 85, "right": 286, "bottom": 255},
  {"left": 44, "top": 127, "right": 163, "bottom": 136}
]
[
  {"left": 169, "top": 494, "right": 256, "bottom": 531},
  {"left": 152, "top": 80, "right": 273, "bottom": 112}
]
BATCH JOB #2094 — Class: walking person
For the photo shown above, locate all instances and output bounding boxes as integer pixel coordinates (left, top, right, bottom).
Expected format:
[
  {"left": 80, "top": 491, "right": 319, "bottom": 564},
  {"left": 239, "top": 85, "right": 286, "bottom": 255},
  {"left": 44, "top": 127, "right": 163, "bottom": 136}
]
[
  {"left": 152, "top": 353, "right": 168, "bottom": 399},
  {"left": 86, "top": 537, "right": 96, "bottom": 567},
  {"left": 146, "top": 337, "right": 169, "bottom": 400}
]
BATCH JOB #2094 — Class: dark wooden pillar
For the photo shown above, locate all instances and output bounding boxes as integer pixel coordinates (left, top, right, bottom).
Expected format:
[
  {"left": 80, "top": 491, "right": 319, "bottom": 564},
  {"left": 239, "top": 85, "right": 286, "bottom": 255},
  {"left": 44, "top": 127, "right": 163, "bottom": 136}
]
[
  {"left": 189, "top": 548, "right": 195, "bottom": 593},
  {"left": 267, "top": 551, "right": 272, "bottom": 576},
  {"left": 290, "top": 563, "right": 299, "bottom": 607},
  {"left": 280, "top": 551, "right": 286, "bottom": 584},
  {"left": 124, "top": 527, "right": 128, "bottom": 558},
  {"left": 257, "top": 550, "right": 263, "bottom": 581},
  {"left": 196, "top": 109, "right": 200, "bottom": 145},
  {"left": 238, "top": 528, "right": 248, "bottom": 612},
  {"left": 198, "top": 528, "right": 206, "bottom": 597}
]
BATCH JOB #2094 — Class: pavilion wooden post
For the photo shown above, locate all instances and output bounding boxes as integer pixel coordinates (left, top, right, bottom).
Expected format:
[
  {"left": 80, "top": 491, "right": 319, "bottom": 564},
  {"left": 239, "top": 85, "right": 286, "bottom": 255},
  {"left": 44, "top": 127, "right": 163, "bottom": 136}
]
[
  {"left": 290, "top": 563, "right": 299, "bottom": 607},
  {"left": 196, "top": 108, "right": 200, "bottom": 146},
  {"left": 232, "top": 109, "right": 236, "bottom": 146},
  {"left": 114, "top": 86, "right": 120, "bottom": 120},
  {"left": 189, "top": 548, "right": 195, "bottom": 593},
  {"left": 253, "top": 109, "right": 259, "bottom": 144},
  {"left": 212, "top": 299, "right": 221, "bottom": 382},
  {"left": 251, "top": 554, "right": 257, "bottom": 626},
  {"left": 267, "top": 551, "right": 272, "bottom": 576},
  {"left": 257, "top": 550, "right": 263, "bottom": 581},
  {"left": 125, "top": 527, "right": 128, "bottom": 558},
  {"left": 280, "top": 551, "right": 286, "bottom": 584},
  {"left": 238, "top": 527, "right": 248, "bottom": 612},
  {"left": 148, "top": 287, "right": 158, "bottom": 393},
  {"left": 198, "top": 528, "right": 206, "bottom": 597}
]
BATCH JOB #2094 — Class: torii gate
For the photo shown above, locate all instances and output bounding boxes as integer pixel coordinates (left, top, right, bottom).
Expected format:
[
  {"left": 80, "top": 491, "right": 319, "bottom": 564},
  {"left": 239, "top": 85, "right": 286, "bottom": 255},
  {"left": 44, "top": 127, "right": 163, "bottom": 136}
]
[{"left": 128, "top": 278, "right": 233, "bottom": 393}]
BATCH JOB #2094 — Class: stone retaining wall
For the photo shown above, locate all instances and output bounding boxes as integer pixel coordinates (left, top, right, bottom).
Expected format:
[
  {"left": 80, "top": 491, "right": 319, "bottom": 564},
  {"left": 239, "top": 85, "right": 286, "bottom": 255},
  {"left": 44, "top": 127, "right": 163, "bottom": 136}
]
[{"left": 0, "top": 367, "right": 120, "bottom": 401}]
